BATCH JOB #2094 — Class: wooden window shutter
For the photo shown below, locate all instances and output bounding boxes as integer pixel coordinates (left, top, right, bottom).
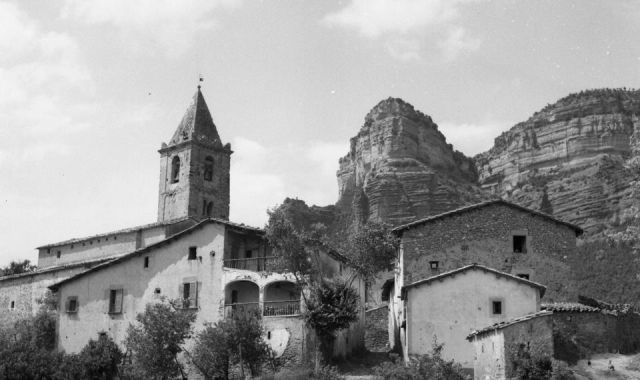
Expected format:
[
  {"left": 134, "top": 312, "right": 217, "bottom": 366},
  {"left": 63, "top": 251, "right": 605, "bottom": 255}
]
[{"left": 115, "top": 289, "right": 123, "bottom": 313}]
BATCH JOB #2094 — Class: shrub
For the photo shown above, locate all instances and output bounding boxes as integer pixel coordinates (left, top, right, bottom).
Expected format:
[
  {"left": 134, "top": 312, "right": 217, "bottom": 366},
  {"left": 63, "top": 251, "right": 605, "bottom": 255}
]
[
  {"left": 78, "top": 334, "right": 123, "bottom": 379},
  {"left": 191, "top": 309, "right": 272, "bottom": 379},
  {"left": 124, "top": 299, "right": 197, "bottom": 379},
  {"left": 373, "top": 344, "right": 469, "bottom": 380}
]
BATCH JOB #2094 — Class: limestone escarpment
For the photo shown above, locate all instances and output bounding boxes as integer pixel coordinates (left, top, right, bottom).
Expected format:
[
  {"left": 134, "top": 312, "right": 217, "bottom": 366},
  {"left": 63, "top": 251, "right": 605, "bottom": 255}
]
[
  {"left": 475, "top": 89, "right": 640, "bottom": 238},
  {"left": 336, "top": 97, "right": 487, "bottom": 227}
]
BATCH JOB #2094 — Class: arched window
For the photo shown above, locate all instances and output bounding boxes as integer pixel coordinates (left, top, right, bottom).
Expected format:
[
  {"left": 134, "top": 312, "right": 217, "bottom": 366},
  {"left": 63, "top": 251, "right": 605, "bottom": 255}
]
[
  {"left": 171, "top": 156, "right": 180, "bottom": 183},
  {"left": 204, "top": 156, "right": 213, "bottom": 181}
]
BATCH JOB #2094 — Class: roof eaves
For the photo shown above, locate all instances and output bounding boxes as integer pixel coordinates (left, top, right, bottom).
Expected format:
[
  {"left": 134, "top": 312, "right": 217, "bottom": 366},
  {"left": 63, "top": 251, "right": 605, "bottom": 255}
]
[
  {"left": 392, "top": 199, "right": 583, "bottom": 236},
  {"left": 402, "top": 264, "right": 547, "bottom": 298},
  {"left": 466, "top": 311, "right": 552, "bottom": 340},
  {"left": 48, "top": 218, "right": 242, "bottom": 291}
]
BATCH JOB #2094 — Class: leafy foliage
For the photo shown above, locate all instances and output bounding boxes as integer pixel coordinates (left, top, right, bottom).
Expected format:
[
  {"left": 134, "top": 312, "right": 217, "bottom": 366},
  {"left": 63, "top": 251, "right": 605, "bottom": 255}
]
[
  {"left": 124, "top": 299, "right": 196, "bottom": 379},
  {"left": 78, "top": 335, "right": 123, "bottom": 379},
  {"left": 191, "top": 309, "right": 271, "bottom": 379},
  {"left": 305, "top": 279, "right": 359, "bottom": 339},
  {"left": 0, "top": 259, "right": 37, "bottom": 276},
  {"left": 511, "top": 345, "right": 575, "bottom": 380},
  {"left": 373, "top": 344, "right": 469, "bottom": 380},
  {"left": 339, "top": 221, "right": 399, "bottom": 282}
]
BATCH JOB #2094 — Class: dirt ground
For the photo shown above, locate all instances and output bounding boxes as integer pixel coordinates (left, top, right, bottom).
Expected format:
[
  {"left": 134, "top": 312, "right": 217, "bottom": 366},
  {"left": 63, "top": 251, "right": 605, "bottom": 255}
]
[{"left": 571, "top": 353, "right": 640, "bottom": 380}]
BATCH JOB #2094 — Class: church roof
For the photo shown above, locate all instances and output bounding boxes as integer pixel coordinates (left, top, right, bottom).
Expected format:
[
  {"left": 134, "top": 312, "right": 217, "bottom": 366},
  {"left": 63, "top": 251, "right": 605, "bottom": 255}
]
[{"left": 167, "top": 87, "right": 223, "bottom": 149}]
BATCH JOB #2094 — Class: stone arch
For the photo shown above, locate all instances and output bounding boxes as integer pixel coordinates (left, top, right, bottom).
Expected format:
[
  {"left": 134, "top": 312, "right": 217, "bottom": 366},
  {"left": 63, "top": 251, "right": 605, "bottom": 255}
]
[
  {"left": 170, "top": 156, "right": 180, "bottom": 183},
  {"left": 204, "top": 156, "right": 214, "bottom": 181},
  {"left": 263, "top": 281, "right": 300, "bottom": 316},
  {"left": 224, "top": 280, "right": 259, "bottom": 317}
]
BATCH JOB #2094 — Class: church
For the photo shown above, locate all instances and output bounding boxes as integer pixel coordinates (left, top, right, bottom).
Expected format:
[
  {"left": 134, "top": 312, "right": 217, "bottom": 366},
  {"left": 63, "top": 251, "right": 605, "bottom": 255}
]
[{"left": 0, "top": 87, "right": 365, "bottom": 364}]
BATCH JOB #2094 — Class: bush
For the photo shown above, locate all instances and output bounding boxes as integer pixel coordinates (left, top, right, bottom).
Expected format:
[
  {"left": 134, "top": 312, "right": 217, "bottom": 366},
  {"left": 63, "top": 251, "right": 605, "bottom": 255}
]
[
  {"left": 258, "top": 365, "right": 343, "bottom": 380},
  {"left": 78, "top": 334, "right": 123, "bottom": 379},
  {"left": 373, "top": 344, "right": 469, "bottom": 380},
  {"left": 124, "top": 299, "right": 197, "bottom": 379},
  {"left": 191, "top": 309, "right": 272, "bottom": 379}
]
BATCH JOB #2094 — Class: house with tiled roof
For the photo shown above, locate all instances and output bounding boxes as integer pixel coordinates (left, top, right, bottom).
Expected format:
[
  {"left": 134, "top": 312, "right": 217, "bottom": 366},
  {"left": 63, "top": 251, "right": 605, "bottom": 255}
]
[{"left": 394, "top": 264, "right": 547, "bottom": 371}]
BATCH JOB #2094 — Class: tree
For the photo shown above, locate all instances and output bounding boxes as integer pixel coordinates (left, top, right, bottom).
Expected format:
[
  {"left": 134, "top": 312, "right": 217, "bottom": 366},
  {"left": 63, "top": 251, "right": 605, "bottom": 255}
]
[
  {"left": 191, "top": 309, "right": 271, "bottom": 379},
  {"left": 1, "top": 259, "right": 37, "bottom": 276},
  {"left": 78, "top": 334, "right": 123, "bottom": 379},
  {"left": 265, "top": 206, "right": 399, "bottom": 371},
  {"left": 124, "top": 299, "right": 196, "bottom": 379},
  {"left": 0, "top": 301, "right": 61, "bottom": 379}
]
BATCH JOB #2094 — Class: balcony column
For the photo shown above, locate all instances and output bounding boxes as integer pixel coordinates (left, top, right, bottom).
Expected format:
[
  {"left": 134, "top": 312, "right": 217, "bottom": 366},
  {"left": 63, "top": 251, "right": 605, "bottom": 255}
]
[{"left": 259, "top": 286, "right": 265, "bottom": 316}]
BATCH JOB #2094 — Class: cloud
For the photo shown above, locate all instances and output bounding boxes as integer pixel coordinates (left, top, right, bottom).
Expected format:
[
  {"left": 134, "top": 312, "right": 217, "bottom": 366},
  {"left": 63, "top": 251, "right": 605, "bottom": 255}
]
[
  {"left": 0, "top": 1, "right": 93, "bottom": 163},
  {"left": 21, "top": 142, "right": 70, "bottom": 162},
  {"left": 323, "top": 0, "right": 481, "bottom": 61},
  {"left": 438, "top": 121, "right": 510, "bottom": 156},
  {"left": 229, "top": 138, "right": 347, "bottom": 227},
  {"left": 61, "top": 0, "right": 242, "bottom": 57},
  {"left": 438, "top": 27, "right": 480, "bottom": 61}
]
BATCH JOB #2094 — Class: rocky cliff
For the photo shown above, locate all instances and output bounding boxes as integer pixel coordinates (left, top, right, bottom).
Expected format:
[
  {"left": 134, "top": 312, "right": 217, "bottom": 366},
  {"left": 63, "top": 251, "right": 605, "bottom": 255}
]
[
  {"left": 475, "top": 89, "right": 640, "bottom": 239},
  {"left": 336, "top": 97, "right": 486, "bottom": 227}
]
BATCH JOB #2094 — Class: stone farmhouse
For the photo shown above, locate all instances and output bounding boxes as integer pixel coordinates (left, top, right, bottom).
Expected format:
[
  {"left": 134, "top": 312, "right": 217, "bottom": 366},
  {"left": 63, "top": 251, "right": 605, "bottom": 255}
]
[
  {"left": 0, "top": 87, "right": 365, "bottom": 364},
  {"left": 467, "top": 311, "right": 554, "bottom": 380},
  {"left": 385, "top": 200, "right": 583, "bottom": 369},
  {"left": 398, "top": 264, "right": 547, "bottom": 370}
]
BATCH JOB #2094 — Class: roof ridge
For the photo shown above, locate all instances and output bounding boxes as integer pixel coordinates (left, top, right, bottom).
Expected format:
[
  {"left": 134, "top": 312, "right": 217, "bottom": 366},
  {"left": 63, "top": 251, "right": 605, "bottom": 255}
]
[
  {"left": 392, "top": 199, "right": 583, "bottom": 235},
  {"left": 402, "top": 263, "right": 547, "bottom": 298}
]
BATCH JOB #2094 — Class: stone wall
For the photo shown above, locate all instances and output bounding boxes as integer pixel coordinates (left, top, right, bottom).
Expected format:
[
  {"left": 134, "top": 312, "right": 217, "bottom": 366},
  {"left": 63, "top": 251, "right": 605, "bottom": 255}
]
[
  {"left": 0, "top": 265, "right": 91, "bottom": 328},
  {"left": 365, "top": 305, "right": 389, "bottom": 352},
  {"left": 550, "top": 311, "right": 640, "bottom": 363},
  {"left": 400, "top": 203, "right": 578, "bottom": 301},
  {"left": 503, "top": 315, "right": 554, "bottom": 379}
]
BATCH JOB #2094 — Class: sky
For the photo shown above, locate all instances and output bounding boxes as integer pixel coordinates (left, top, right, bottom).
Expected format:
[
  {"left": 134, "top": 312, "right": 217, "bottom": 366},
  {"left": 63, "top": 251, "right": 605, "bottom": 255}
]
[{"left": 1, "top": 0, "right": 639, "bottom": 267}]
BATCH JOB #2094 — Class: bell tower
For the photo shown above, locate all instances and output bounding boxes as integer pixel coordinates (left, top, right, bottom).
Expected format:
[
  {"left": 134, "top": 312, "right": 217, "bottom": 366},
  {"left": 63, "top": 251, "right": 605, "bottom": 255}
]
[{"left": 157, "top": 86, "right": 232, "bottom": 222}]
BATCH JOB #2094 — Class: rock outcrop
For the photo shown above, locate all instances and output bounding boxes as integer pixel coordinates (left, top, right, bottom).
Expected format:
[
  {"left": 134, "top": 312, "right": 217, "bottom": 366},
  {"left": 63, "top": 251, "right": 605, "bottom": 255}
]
[
  {"left": 475, "top": 89, "right": 640, "bottom": 238},
  {"left": 336, "top": 97, "right": 486, "bottom": 227}
]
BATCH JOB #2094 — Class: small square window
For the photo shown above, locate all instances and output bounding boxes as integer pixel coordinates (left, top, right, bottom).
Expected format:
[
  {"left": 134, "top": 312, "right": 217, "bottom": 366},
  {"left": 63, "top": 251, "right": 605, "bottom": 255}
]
[
  {"left": 108, "top": 289, "right": 123, "bottom": 314},
  {"left": 492, "top": 300, "right": 503, "bottom": 315},
  {"left": 66, "top": 297, "right": 78, "bottom": 313},
  {"left": 429, "top": 261, "right": 439, "bottom": 270},
  {"left": 144, "top": 256, "right": 149, "bottom": 268},
  {"left": 188, "top": 247, "right": 197, "bottom": 260},
  {"left": 154, "top": 288, "right": 161, "bottom": 295},
  {"left": 245, "top": 250, "right": 253, "bottom": 259},
  {"left": 513, "top": 235, "right": 527, "bottom": 253}
]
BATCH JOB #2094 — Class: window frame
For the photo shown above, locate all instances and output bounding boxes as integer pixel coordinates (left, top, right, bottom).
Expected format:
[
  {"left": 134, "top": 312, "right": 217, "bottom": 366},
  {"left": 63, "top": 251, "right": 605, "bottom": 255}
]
[
  {"left": 429, "top": 260, "right": 440, "bottom": 270},
  {"left": 203, "top": 156, "right": 214, "bottom": 181},
  {"left": 513, "top": 234, "right": 527, "bottom": 253},
  {"left": 182, "top": 282, "right": 199, "bottom": 309},
  {"left": 170, "top": 156, "right": 180, "bottom": 183},
  {"left": 108, "top": 288, "right": 124, "bottom": 314},
  {"left": 490, "top": 298, "right": 504, "bottom": 317},
  {"left": 66, "top": 296, "right": 79, "bottom": 313},
  {"left": 188, "top": 247, "right": 197, "bottom": 261}
]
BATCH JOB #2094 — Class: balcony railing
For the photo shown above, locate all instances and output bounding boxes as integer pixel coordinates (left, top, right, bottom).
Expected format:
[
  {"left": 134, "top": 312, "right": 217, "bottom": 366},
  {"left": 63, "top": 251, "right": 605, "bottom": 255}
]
[
  {"left": 224, "top": 302, "right": 260, "bottom": 317},
  {"left": 223, "top": 256, "right": 279, "bottom": 271},
  {"left": 263, "top": 300, "right": 300, "bottom": 317}
]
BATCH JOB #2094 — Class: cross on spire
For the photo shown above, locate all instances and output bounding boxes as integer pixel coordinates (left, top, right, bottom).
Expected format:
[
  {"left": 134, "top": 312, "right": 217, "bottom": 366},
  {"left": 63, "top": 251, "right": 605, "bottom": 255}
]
[{"left": 198, "top": 74, "right": 204, "bottom": 89}]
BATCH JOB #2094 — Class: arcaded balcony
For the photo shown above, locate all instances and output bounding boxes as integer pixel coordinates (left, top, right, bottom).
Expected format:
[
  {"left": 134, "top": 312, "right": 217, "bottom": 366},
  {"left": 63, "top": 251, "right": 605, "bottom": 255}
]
[
  {"left": 263, "top": 281, "right": 301, "bottom": 317},
  {"left": 223, "top": 229, "right": 282, "bottom": 272},
  {"left": 224, "top": 280, "right": 259, "bottom": 317},
  {"left": 223, "top": 256, "right": 279, "bottom": 271}
]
